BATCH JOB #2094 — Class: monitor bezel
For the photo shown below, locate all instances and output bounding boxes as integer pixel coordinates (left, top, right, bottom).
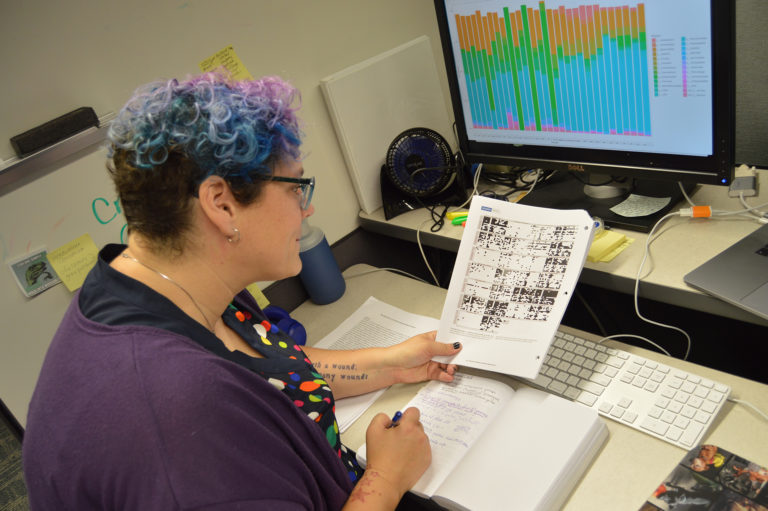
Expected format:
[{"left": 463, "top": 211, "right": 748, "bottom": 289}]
[{"left": 433, "top": 0, "right": 735, "bottom": 186}]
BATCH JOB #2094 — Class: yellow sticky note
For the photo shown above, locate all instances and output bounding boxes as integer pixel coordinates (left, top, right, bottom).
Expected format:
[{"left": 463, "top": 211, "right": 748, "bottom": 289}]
[
  {"left": 46, "top": 234, "right": 99, "bottom": 292},
  {"left": 246, "top": 283, "right": 270, "bottom": 310},
  {"left": 587, "top": 230, "right": 628, "bottom": 263},
  {"left": 199, "top": 45, "right": 253, "bottom": 81},
  {"left": 599, "top": 237, "right": 634, "bottom": 263}
]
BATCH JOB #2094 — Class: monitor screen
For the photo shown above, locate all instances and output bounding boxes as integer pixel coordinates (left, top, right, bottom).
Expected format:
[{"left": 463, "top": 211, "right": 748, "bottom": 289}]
[{"left": 433, "top": 0, "right": 735, "bottom": 231}]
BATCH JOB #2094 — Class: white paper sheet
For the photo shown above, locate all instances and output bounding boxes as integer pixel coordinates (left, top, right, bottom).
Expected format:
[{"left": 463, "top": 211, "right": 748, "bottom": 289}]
[
  {"left": 435, "top": 196, "right": 594, "bottom": 378},
  {"left": 313, "top": 296, "right": 439, "bottom": 431}
]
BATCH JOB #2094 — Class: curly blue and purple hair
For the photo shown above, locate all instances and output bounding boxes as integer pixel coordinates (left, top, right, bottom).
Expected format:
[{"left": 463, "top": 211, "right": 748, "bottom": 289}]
[
  {"left": 107, "top": 73, "right": 303, "bottom": 251},
  {"left": 108, "top": 73, "right": 302, "bottom": 179}
]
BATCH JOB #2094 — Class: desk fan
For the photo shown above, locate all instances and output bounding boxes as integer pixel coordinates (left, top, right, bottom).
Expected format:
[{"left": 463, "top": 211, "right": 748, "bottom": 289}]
[{"left": 380, "top": 127, "right": 466, "bottom": 220}]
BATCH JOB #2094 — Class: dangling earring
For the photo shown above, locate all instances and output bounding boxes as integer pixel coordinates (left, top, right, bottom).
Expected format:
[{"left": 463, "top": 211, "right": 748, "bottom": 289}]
[{"left": 227, "top": 227, "right": 241, "bottom": 243}]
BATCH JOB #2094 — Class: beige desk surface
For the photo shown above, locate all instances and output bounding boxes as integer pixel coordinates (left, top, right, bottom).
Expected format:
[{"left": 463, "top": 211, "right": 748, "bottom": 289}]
[
  {"left": 291, "top": 264, "right": 768, "bottom": 511},
  {"left": 359, "top": 171, "right": 768, "bottom": 327}
]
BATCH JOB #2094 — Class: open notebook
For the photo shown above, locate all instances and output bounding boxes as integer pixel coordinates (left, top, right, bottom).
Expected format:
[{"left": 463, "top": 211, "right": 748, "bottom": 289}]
[{"left": 357, "top": 373, "right": 608, "bottom": 511}]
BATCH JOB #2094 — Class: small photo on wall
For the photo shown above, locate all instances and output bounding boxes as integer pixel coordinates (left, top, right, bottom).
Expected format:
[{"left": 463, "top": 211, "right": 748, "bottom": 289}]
[{"left": 7, "top": 248, "right": 61, "bottom": 298}]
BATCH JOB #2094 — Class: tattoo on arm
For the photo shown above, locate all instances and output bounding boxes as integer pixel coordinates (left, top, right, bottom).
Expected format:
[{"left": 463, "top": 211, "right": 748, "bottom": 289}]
[{"left": 312, "top": 361, "right": 369, "bottom": 383}]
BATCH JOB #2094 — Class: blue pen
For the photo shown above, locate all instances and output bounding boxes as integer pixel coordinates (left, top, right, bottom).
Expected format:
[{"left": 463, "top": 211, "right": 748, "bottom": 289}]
[{"left": 386, "top": 410, "right": 403, "bottom": 428}]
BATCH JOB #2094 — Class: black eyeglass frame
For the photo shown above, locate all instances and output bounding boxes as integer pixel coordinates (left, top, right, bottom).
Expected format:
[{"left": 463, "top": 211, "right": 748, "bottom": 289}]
[{"left": 252, "top": 175, "right": 315, "bottom": 210}]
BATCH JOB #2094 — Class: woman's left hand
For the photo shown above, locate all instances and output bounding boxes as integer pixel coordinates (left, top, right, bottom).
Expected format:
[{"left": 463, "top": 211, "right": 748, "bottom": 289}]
[{"left": 387, "top": 331, "right": 461, "bottom": 385}]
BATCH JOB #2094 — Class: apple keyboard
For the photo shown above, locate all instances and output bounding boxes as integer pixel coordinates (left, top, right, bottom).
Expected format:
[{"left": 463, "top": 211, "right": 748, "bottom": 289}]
[{"left": 524, "top": 329, "right": 731, "bottom": 449}]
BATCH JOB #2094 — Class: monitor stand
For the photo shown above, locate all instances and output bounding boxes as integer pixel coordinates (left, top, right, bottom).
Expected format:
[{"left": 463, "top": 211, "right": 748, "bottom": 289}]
[{"left": 515, "top": 171, "right": 694, "bottom": 233}]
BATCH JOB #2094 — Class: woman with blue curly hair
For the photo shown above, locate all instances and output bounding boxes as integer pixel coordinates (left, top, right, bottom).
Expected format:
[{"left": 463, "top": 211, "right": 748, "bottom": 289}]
[{"left": 22, "top": 73, "right": 461, "bottom": 510}]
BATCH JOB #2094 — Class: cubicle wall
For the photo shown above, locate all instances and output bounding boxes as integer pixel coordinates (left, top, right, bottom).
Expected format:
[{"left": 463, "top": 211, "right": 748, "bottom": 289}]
[{"left": 0, "top": 0, "right": 451, "bottom": 426}]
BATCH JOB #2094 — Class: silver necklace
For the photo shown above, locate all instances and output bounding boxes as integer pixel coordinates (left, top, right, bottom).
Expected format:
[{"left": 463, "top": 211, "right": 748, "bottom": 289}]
[{"left": 120, "top": 252, "right": 216, "bottom": 332}]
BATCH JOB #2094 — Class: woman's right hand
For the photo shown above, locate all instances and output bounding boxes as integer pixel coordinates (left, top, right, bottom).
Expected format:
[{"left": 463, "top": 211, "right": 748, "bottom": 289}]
[{"left": 343, "top": 407, "right": 431, "bottom": 510}]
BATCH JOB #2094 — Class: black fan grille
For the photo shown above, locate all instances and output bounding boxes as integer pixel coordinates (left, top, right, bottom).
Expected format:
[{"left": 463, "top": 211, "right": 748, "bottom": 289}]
[{"left": 385, "top": 128, "right": 453, "bottom": 197}]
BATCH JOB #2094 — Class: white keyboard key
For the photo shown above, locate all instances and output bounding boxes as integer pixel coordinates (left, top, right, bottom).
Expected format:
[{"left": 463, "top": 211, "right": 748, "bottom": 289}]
[
  {"left": 681, "top": 381, "right": 696, "bottom": 394},
  {"left": 694, "top": 387, "right": 710, "bottom": 399},
  {"left": 644, "top": 381, "right": 659, "bottom": 393},
  {"left": 531, "top": 374, "right": 553, "bottom": 388},
  {"left": 694, "top": 410, "right": 712, "bottom": 424},
  {"left": 668, "top": 377, "right": 684, "bottom": 389},
  {"left": 641, "top": 417, "right": 669, "bottom": 436},
  {"left": 623, "top": 411, "right": 638, "bottom": 424},
  {"left": 666, "top": 426, "right": 683, "bottom": 442},
  {"left": 680, "top": 422, "right": 704, "bottom": 447},
  {"left": 598, "top": 401, "right": 614, "bottom": 414},
  {"left": 682, "top": 406, "right": 697, "bottom": 419},
  {"left": 661, "top": 387, "right": 676, "bottom": 399},
  {"left": 564, "top": 386, "right": 581, "bottom": 400},
  {"left": 708, "top": 390, "right": 725, "bottom": 403},
  {"left": 577, "top": 380, "right": 605, "bottom": 396},
  {"left": 661, "top": 410, "right": 676, "bottom": 424},
  {"left": 577, "top": 392, "right": 598, "bottom": 407},
  {"left": 548, "top": 380, "right": 568, "bottom": 394}
]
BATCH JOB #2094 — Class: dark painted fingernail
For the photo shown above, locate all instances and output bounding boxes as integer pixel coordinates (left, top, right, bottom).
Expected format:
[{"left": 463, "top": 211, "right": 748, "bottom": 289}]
[{"left": 453, "top": 342, "right": 461, "bottom": 349}]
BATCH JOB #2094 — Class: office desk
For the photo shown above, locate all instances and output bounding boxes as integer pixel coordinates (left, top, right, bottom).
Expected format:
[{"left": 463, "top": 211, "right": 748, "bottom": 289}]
[
  {"left": 291, "top": 264, "right": 768, "bottom": 510},
  {"left": 359, "top": 171, "right": 768, "bottom": 327}
]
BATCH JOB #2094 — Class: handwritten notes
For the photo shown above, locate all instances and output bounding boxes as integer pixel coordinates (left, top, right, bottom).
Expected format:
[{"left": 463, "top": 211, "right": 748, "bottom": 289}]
[
  {"left": 199, "top": 45, "right": 253, "bottom": 81},
  {"left": 46, "top": 234, "right": 99, "bottom": 292},
  {"left": 406, "top": 373, "right": 514, "bottom": 497}
]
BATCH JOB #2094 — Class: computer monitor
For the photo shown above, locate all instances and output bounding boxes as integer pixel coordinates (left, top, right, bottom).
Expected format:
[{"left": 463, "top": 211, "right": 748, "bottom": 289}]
[{"left": 433, "top": 0, "right": 735, "bottom": 231}]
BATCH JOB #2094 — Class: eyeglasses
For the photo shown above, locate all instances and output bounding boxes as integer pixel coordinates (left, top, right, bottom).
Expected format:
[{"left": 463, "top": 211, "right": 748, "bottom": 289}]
[{"left": 253, "top": 175, "right": 315, "bottom": 210}]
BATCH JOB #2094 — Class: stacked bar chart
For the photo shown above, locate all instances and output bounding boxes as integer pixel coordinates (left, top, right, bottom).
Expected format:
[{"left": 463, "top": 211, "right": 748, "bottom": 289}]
[{"left": 454, "top": 1, "right": 651, "bottom": 136}]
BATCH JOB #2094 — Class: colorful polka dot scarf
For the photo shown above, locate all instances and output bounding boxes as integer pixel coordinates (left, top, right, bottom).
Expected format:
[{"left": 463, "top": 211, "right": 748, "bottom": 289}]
[{"left": 225, "top": 303, "right": 364, "bottom": 484}]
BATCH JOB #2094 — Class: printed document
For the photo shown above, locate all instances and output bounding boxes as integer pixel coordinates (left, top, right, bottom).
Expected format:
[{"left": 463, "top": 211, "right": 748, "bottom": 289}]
[
  {"left": 434, "top": 196, "right": 594, "bottom": 378},
  {"left": 312, "top": 296, "right": 438, "bottom": 431}
]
